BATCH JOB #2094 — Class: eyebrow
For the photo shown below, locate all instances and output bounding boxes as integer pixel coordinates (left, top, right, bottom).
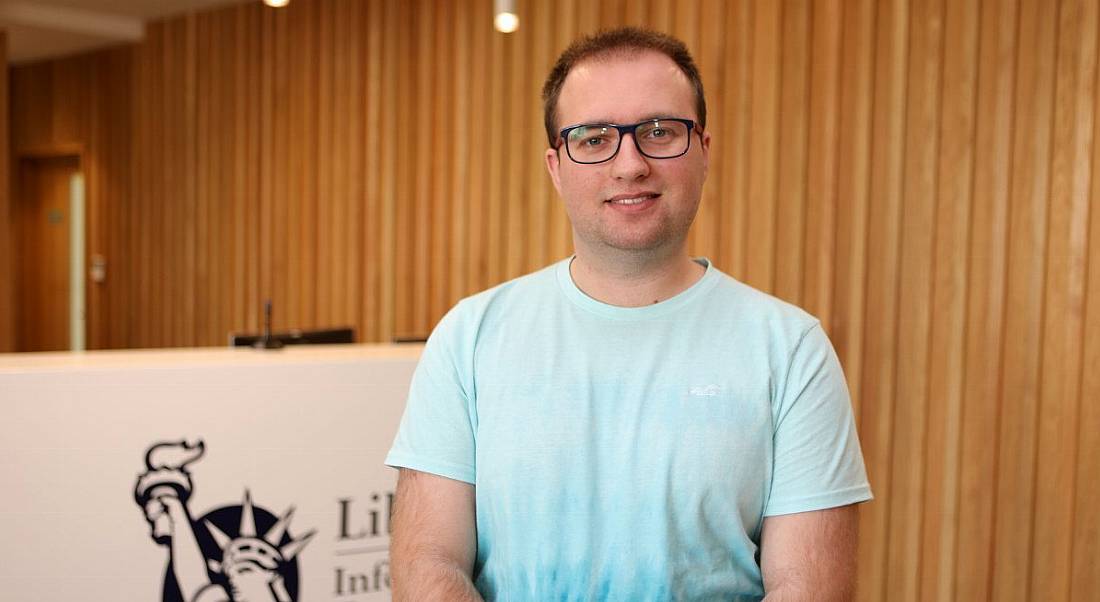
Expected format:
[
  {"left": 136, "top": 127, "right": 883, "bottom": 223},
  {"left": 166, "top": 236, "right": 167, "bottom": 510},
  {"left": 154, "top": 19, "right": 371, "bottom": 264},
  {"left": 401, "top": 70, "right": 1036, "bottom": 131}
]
[{"left": 572, "top": 114, "right": 681, "bottom": 126}]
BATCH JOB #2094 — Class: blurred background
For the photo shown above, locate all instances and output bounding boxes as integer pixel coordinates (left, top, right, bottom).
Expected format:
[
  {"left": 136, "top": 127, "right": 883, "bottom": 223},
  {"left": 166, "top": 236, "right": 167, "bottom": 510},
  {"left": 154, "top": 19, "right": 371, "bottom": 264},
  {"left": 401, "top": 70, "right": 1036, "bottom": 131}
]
[{"left": 0, "top": 0, "right": 1097, "bottom": 600}]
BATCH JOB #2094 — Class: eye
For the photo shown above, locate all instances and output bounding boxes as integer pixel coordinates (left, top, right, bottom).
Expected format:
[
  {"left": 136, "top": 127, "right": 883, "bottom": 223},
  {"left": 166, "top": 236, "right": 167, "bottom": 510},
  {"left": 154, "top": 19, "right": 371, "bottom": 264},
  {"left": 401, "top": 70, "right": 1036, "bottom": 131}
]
[{"left": 569, "top": 126, "right": 614, "bottom": 148}]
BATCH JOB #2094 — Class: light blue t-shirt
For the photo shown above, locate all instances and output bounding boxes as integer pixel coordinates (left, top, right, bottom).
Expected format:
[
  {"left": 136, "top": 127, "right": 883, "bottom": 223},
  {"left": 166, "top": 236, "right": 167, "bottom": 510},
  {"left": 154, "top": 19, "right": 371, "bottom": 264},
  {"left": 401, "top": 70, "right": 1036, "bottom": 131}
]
[{"left": 386, "top": 258, "right": 871, "bottom": 601}]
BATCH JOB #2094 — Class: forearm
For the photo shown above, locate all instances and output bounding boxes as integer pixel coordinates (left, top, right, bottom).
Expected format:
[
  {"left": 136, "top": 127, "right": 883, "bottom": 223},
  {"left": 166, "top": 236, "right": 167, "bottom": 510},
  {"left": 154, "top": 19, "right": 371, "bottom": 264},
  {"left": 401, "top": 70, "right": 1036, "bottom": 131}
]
[
  {"left": 389, "top": 469, "right": 480, "bottom": 601},
  {"left": 161, "top": 499, "right": 210, "bottom": 601},
  {"left": 759, "top": 506, "right": 859, "bottom": 602},
  {"left": 763, "top": 580, "right": 852, "bottom": 602},
  {"left": 761, "top": 584, "right": 803, "bottom": 602},
  {"left": 392, "top": 554, "right": 483, "bottom": 602}
]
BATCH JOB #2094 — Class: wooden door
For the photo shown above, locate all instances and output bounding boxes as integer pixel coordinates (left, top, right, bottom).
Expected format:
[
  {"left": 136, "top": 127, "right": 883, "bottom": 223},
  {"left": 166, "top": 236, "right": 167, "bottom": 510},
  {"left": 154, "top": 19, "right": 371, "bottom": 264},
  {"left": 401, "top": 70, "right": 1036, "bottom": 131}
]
[{"left": 15, "top": 156, "right": 80, "bottom": 352}]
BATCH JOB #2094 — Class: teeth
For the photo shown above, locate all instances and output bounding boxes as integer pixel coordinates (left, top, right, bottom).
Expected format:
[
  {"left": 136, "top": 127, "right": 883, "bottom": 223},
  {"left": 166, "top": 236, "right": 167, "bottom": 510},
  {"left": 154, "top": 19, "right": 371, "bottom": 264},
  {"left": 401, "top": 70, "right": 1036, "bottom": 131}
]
[{"left": 610, "top": 195, "right": 653, "bottom": 205}]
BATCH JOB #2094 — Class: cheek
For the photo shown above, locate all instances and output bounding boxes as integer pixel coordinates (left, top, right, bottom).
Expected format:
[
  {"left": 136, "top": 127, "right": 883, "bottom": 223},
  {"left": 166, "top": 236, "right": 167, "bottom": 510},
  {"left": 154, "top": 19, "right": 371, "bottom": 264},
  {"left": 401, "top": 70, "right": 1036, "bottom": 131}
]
[
  {"left": 557, "top": 170, "right": 601, "bottom": 206},
  {"left": 667, "top": 162, "right": 707, "bottom": 197}
]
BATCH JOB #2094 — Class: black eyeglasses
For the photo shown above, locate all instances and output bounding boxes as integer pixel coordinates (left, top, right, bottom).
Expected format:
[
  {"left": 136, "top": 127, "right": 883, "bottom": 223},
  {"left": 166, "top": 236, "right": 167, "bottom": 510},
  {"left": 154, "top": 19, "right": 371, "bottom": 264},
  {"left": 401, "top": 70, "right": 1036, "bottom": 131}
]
[{"left": 557, "top": 118, "right": 699, "bottom": 164}]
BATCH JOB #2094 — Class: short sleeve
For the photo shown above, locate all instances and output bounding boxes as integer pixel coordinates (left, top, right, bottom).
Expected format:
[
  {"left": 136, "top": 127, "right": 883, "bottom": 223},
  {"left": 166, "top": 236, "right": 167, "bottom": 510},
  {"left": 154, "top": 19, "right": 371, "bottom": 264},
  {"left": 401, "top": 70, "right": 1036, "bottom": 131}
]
[
  {"left": 384, "top": 306, "right": 478, "bottom": 484},
  {"left": 764, "top": 323, "right": 872, "bottom": 516}
]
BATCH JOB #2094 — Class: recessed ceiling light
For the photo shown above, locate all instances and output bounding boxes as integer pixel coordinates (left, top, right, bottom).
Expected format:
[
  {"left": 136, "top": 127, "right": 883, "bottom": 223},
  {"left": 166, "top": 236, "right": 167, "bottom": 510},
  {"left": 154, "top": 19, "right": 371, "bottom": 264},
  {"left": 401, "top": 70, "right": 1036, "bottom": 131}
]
[
  {"left": 264, "top": 0, "right": 289, "bottom": 7},
  {"left": 494, "top": 0, "right": 518, "bottom": 33}
]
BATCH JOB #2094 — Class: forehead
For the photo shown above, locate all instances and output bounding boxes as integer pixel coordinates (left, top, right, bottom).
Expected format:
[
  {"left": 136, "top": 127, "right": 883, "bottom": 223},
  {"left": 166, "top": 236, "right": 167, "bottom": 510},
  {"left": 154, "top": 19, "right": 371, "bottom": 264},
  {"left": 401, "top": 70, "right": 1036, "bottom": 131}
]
[{"left": 557, "top": 50, "right": 695, "bottom": 126}]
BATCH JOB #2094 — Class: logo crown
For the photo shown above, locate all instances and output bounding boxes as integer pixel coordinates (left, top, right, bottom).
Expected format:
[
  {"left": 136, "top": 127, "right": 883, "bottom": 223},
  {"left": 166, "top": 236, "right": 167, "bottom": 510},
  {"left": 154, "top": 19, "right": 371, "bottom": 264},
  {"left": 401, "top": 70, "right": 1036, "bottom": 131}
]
[{"left": 204, "top": 491, "right": 316, "bottom": 574}]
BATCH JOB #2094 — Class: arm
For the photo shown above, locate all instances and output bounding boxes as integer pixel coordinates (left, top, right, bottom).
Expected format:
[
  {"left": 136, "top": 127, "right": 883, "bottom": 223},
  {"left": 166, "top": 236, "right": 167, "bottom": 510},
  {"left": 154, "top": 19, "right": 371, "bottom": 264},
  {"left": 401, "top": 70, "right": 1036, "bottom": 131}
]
[
  {"left": 760, "top": 504, "right": 859, "bottom": 601},
  {"left": 390, "top": 468, "right": 482, "bottom": 602}
]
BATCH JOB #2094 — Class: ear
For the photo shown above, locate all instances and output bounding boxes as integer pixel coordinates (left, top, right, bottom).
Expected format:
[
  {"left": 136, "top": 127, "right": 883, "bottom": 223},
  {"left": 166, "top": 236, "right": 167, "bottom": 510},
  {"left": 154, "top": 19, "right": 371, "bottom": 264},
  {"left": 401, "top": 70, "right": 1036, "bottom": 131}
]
[
  {"left": 700, "top": 130, "right": 711, "bottom": 177},
  {"left": 545, "top": 146, "right": 564, "bottom": 196}
]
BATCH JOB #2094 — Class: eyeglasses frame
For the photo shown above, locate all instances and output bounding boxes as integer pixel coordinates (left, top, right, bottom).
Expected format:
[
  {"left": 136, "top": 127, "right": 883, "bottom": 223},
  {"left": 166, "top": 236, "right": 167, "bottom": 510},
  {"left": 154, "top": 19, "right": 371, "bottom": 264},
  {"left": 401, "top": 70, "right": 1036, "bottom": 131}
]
[{"left": 555, "top": 118, "right": 701, "bottom": 165}]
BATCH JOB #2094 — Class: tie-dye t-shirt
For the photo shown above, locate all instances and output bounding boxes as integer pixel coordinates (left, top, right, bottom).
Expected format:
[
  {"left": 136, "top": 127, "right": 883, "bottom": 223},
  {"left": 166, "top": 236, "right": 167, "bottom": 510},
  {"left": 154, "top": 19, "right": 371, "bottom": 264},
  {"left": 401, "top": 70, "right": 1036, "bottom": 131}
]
[{"left": 386, "top": 258, "right": 872, "bottom": 601}]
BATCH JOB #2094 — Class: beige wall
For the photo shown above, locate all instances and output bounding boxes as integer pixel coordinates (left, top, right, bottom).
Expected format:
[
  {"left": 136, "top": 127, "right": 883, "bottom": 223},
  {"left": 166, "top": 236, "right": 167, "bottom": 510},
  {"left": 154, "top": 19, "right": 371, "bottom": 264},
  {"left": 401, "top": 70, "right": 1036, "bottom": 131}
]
[{"left": 6, "top": 0, "right": 1100, "bottom": 600}]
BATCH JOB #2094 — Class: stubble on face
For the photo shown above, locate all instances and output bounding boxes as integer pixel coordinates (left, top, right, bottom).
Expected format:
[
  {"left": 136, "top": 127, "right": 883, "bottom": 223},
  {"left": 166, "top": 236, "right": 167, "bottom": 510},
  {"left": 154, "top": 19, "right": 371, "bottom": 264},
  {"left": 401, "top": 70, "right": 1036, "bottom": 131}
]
[{"left": 546, "top": 50, "right": 710, "bottom": 261}]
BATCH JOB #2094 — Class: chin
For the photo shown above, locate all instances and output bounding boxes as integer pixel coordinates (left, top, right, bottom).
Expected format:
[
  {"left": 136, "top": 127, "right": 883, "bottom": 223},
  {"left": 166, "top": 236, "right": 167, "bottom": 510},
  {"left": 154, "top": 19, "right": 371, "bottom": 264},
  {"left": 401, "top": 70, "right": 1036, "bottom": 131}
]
[
  {"left": 603, "top": 235, "right": 676, "bottom": 253},
  {"left": 602, "top": 226, "right": 685, "bottom": 253}
]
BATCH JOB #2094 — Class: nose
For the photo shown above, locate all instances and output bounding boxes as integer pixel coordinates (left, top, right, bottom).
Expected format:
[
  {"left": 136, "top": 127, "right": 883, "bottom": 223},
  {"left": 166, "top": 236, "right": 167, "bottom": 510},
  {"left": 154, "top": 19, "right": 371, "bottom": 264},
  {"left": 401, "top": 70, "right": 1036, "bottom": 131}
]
[{"left": 609, "top": 132, "right": 651, "bottom": 180}]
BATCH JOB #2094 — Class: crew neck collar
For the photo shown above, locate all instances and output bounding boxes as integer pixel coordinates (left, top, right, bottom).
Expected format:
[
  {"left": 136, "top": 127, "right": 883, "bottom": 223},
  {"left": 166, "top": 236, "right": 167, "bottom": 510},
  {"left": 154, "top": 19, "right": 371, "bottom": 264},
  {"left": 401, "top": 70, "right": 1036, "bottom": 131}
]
[{"left": 556, "top": 256, "right": 719, "bottom": 320}]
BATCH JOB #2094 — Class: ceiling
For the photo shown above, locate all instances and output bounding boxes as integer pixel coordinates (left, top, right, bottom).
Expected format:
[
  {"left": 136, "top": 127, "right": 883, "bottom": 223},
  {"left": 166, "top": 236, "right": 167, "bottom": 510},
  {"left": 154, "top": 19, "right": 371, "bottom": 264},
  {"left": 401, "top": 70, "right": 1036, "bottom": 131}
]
[{"left": 0, "top": 0, "right": 248, "bottom": 64}]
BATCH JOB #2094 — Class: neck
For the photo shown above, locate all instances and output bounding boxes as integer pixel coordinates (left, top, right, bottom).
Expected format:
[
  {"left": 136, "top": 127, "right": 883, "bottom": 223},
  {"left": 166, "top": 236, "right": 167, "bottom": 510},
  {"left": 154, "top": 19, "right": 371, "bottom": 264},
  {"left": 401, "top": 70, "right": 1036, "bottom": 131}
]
[{"left": 569, "top": 244, "right": 705, "bottom": 307}]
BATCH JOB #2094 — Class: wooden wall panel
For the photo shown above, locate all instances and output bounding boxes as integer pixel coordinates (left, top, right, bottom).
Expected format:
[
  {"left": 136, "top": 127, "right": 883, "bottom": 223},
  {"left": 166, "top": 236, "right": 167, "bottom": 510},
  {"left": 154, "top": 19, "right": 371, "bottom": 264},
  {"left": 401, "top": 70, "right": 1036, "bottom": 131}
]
[
  {"left": 993, "top": 0, "right": 1057, "bottom": 597},
  {"left": 858, "top": 0, "right": 909, "bottom": 599},
  {"left": 1033, "top": 1, "right": 1097, "bottom": 599},
  {"left": 7, "top": 0, "right": 1100, "bottom": 599},
  {"left": 1072, "top": 50, "right": 1100, "bottom": 598},
  {"left": 832, "top": 0, "right": 874, "bottom": 413},
  {"left": 0, "top": 31, "right": 10, "bottom": 352},
  {"left": 745, "top": 0, "right": 781, "bottom": 292},
  {"left": 773, "top": 0, "right": 809, "bottom": 305},
  {"left": 8, "top": 46, "right": 133, "bottom": 352},
  {"left": 955, "top": 0, "right": 1016, "bottom": 597},
  {"left": 920, "top": 0, "right": 978, "bottom": 599}
]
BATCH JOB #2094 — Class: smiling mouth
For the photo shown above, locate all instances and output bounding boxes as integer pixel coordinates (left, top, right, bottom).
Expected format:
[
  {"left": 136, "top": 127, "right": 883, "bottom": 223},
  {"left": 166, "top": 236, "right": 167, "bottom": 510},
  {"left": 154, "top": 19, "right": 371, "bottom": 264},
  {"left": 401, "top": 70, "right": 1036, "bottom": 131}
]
[{"left": 607, "top": 193, "right": 660, "bottom": 205}]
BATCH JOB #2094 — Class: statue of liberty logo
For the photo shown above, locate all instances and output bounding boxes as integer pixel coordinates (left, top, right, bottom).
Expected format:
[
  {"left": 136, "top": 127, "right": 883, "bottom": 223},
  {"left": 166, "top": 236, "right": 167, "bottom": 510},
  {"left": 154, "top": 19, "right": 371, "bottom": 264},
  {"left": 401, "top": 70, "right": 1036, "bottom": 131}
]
[{"left": 134, "top": 440, "right": 316, "bottom": 602}]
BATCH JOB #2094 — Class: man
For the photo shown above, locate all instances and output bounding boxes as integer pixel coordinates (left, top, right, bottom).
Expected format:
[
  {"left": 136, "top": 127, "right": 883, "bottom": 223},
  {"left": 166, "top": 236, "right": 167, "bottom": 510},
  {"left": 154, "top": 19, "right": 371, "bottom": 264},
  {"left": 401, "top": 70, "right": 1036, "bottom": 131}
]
[{"left": 385, "top": 27, "right": 871, "bottom": 601}]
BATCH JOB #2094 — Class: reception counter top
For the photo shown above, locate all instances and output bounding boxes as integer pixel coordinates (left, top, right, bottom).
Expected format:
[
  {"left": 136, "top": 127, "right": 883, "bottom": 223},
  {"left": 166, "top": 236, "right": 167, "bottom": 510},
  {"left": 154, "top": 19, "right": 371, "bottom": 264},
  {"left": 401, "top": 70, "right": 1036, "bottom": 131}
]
[
  {"left": 0, "top": 342, "right": 424, "bottom": 372},
  {"left": 1, "top": 344, "right": 419, "bottom": 601}
]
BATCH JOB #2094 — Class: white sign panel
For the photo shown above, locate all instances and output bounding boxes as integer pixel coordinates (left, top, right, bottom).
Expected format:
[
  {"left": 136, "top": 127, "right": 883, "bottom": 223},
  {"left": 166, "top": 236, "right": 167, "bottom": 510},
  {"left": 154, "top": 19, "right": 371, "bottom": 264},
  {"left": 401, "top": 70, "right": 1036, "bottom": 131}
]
[{"left": 0, "top": 346, "right": 419, "bottom": 602}]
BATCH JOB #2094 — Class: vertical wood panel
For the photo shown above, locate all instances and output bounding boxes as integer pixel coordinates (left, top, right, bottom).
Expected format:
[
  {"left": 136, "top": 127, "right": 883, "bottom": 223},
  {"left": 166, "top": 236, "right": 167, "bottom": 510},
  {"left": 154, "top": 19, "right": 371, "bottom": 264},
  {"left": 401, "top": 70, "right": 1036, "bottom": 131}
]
[
  {"left": 331, "top": 0, "right": 351, "bottom": 327},
  {"left": 773, "top": 0, "right": 809, "bottom": 305},
  {"left": 887, "top": 0, "right": 944, "bottom": 598},
  {"left": 362, "top": 0, "right": 383, "bottom": 343},
  {"left": 344, "top": 0, "right": 365, "bottom": 332},
  {"left": 429, "top": 0, "right": 453, "bottom": 326},
  {"left": 857, "top": 1, "right": 909, "bottom": 599},
  {"left": 745, "top": 0, "right": 782, "bottom": 293},
  {"left": 194, "top": 12, "right": 211, "bottom": 344},
  {"left": 410, "top": 0, "right": 433, "bottom": 337},
  {"left": 183, "top": 15, "right": 198, "bottom": 347},
  {"left": 831, "top": 0, "right": 874, "bottom": 413},
  {"left": 546, "top": 0, "right": 574, "bottom": 264},
  {"left": 525, "top": 0, "right": 554, "bottom": 272},
  {"left": 802, "top": 0, "right": 842, "bottom": 331},
  {"left": 378, "top": 0, "right": 399, "bottom": 342},
  {"left": 134, "top": 26, "right": 152, "bottom": 347},
  {"left": 691, "top": 0, "right": 723, "bottom": 263},
  {"left": 315, "top": 0, "right": 334, "bottom": 328},
  {"left": 717, "top": 1, "right": 753, "bottom": 279},
  {"left": 1070, "top": 30, "right": 1100, "bottom": 596},
  {"left": 0, "top": 31, "right": 13, "bottom": 352},
  {"left": 465, "top": 0, "right": 490, "bottom": 297},
  {"left": 919, "top": 1, "right": 979, "bottom": 599},
  {"left": 302, "top": 1, "right": 320, "bottom": 331},
  {"left": 504, "top": 1, "right": 528, "bottom": 280},
  {"left": 1031, "top": 0, "right": 1097, "bottom": 598},
  {"left": 955, "top": 0, "right": 1017, "bottom": 598},
  {"left": 992, "top": 0, "right": 1058, "bottom": 596},
  {"left": 484, "top": 4, "right": 507, "bottom": 293}
]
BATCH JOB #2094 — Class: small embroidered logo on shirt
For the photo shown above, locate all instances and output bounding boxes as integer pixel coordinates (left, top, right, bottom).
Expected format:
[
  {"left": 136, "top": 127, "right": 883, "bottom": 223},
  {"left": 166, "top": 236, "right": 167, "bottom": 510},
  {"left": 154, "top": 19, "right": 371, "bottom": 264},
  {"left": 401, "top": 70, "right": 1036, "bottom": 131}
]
[{"left": 690, "top": 384, "right": 721, "bottom": 397}]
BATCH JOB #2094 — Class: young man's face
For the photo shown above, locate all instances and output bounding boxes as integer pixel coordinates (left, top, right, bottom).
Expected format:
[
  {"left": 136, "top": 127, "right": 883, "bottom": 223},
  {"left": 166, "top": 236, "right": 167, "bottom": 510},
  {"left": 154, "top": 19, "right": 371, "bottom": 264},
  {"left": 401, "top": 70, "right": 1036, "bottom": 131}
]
[{"left": 545, "top": 50, "right": 710, "bottom": 257}]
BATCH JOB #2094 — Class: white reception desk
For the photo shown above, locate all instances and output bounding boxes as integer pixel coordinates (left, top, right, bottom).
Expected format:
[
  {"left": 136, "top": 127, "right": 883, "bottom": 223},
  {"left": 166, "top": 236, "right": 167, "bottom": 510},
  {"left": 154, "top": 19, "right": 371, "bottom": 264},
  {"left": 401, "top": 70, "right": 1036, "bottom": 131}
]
[{"left": 0, "top": 344, "right": 421, "bottom": 602}]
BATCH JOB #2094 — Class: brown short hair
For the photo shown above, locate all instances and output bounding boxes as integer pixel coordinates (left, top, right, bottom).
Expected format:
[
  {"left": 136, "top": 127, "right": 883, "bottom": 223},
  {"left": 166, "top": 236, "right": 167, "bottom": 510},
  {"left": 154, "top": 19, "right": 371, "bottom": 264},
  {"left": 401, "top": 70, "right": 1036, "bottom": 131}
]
[{"left": 541, "top": 27, "right": 707, "bottom": 146}]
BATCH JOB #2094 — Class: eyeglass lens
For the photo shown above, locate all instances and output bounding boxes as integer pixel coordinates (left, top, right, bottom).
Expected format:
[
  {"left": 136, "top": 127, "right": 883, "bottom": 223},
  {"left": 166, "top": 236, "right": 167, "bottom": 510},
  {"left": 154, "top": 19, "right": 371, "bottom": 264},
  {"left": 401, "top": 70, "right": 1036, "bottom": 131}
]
[{"left": 565, "top": 120, "right": 690, "bottom": 163}]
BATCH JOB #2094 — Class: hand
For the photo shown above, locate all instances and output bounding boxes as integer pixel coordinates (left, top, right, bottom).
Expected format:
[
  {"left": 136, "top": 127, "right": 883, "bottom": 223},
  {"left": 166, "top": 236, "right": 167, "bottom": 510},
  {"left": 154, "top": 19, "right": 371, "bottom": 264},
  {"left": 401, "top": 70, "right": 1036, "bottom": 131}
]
[{"left": 139, "top": 484, "right": 187, "bottom": 544}]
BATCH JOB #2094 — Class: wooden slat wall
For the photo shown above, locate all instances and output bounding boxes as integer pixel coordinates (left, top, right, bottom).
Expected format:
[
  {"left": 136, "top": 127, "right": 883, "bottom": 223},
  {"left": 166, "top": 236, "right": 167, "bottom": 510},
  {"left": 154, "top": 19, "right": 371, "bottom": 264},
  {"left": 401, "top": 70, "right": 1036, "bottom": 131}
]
[
  {"left": 0, "top": 31, "right": 10, "bottom": 352},
  {"left": 6, "top": 0, "right": 1100, "bottom": 599},
  {"left": 8, "top": 47, "right": 133, "bottom": 350}
]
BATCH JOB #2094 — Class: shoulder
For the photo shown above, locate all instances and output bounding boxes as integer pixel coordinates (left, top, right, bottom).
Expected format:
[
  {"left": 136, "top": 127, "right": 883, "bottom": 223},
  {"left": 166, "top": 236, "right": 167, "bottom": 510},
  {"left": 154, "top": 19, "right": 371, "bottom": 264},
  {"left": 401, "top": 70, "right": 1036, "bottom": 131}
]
[
  {"left": 700, "top": 263, "right": 821, "bottom": 345},
  {"left": 427, "top": 260, "right": 564, "bottom": 350}
]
